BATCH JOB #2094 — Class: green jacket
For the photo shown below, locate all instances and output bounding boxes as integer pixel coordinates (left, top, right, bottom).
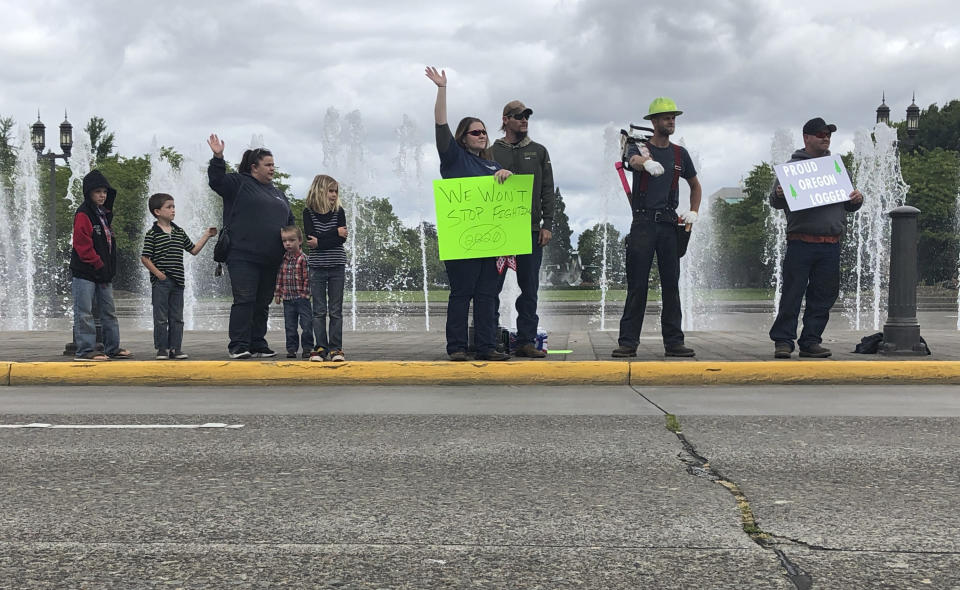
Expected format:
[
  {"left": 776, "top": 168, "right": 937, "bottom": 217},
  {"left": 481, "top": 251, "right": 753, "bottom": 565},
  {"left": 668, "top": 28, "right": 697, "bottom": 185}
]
[{"left": 491, "top": 136, "right": 556, "bottom": 232}]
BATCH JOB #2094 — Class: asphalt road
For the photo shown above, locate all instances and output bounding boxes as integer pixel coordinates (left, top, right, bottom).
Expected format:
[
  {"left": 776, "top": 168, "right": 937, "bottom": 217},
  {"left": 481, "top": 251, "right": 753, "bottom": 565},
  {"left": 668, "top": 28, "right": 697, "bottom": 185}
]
[{"left": 1, "top": 385, "right": 958, "bottom": 589}]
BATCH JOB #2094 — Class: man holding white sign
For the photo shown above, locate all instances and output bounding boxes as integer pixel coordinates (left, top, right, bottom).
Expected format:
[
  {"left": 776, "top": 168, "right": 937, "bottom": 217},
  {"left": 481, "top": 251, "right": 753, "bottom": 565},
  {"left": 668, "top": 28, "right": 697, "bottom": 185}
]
[{"left": 769, "top": 117, "right": 864, "bottom": 359}]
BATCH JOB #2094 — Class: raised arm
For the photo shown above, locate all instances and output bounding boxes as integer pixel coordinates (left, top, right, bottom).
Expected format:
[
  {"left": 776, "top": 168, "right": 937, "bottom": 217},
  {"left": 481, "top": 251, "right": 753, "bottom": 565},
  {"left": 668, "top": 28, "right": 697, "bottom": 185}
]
[
  {"left": 425, "top": 66, "right": 447, "bottom": 125},
  {"left": 206, "top": 133, "right": 241, "bottom": 199}
]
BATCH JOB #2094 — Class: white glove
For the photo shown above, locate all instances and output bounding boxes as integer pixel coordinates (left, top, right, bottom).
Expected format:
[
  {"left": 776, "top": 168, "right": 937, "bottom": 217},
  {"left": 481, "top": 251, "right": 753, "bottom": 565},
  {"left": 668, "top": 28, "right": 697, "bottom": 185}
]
[
  {"left": 642, "top": 159, "right": 665, "bottom": 176},
  {"left": 679, "top": 210, "right": 698, "bottom": 224}
]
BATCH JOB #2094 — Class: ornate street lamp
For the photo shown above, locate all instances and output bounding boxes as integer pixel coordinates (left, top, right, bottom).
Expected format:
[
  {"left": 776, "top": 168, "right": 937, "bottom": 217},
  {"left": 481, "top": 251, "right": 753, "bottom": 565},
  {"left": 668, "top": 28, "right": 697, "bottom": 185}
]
[
  {"left": 906, "top": 94, "right": 920, "bottom": 139},
  {"left": 875, "top": 93, "right": 891, "bottom": 126},
  {"left": 31, "top": 110, "right": 73, "bottom": 256}
]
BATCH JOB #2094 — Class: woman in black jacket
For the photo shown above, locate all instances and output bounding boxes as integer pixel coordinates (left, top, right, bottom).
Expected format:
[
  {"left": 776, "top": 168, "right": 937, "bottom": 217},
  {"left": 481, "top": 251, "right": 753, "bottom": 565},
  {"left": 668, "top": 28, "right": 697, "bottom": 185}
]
[{"left": 207, "top": 134, "right": 295, "bottom": 359}]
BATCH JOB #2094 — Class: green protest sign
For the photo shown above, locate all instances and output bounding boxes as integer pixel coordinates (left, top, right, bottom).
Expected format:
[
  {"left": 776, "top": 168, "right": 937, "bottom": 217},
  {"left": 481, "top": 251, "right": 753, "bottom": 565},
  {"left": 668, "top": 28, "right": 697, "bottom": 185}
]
[{"left": 433, "top": 174, "right": 533, "bottom": 260}]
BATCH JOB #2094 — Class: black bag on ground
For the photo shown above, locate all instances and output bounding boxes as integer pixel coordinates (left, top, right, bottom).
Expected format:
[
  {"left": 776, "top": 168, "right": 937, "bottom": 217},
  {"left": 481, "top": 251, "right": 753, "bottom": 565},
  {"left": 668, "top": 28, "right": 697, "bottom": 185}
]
[{"left": 853, "top": 332, "right": 884, "bottom": 354}]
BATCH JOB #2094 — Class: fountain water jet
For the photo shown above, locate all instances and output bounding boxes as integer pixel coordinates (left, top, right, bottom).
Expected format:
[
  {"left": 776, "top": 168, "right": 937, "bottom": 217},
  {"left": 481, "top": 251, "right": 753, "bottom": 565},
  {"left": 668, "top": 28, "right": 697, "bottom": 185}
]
[{"left": 845, "top": 123, "right": 909, "bottom": 330}]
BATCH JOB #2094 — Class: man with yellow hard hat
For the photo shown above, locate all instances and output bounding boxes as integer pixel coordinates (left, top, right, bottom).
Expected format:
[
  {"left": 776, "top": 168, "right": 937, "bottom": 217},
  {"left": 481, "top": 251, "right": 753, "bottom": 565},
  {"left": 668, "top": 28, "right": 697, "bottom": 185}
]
[{"left": 612, "top": 97, "right": 702, "bottom": 358}]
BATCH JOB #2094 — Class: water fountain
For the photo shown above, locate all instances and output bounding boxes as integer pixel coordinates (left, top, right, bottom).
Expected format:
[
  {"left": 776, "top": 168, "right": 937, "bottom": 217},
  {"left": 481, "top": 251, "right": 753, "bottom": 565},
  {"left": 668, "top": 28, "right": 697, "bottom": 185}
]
[
  {"left": 765, "top": 128, "right": 794, "bottom": 315},
  {"left": 844, "top": 123, "right": 909, "bottom": 330},
  {"left": 596, "top": 125, "right": 621, "bottom": 331},
  {"left": 0, "top": 131, "right": 44, "bottom": 330},
  {"left": 393, "top": 114, "right": 430, "bottom": 330}
]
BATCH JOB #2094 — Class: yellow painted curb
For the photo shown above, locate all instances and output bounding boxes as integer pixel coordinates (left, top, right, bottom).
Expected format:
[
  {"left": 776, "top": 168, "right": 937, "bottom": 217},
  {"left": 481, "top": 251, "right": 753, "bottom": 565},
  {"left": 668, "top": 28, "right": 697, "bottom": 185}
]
[
  {"left": 6, "top": 361, "right": 629, "bottom": 386},
  {"left": 6, "top": 360, "right": 960, "bottom": 387},
  {"left": 629, "top": 361, "right": 960, "bottom": 385}
]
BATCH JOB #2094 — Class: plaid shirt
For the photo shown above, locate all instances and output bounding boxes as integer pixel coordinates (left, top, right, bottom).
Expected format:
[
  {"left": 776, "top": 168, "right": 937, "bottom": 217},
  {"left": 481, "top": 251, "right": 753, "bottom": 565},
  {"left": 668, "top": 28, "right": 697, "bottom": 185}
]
[{"left": 274, "top": 251, "right": 310, "bottom": 300}]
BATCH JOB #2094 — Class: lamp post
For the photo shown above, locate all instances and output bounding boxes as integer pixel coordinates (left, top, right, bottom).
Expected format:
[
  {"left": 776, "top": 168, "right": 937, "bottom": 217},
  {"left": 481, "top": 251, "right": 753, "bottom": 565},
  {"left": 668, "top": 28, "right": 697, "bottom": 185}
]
[
  {"left": 30, "top": 111, "right": 73, "bottom": 257},
  {"left": 876, "top": 93, "right": 920, "bottom": 152}
]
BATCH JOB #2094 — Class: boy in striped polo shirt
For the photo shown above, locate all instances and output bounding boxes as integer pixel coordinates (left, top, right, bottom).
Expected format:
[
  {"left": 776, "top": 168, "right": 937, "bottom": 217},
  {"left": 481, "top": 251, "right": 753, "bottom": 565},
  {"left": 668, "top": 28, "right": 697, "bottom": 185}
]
[{"left": 141, "top": 193, "right": 217, "bottom": 360}]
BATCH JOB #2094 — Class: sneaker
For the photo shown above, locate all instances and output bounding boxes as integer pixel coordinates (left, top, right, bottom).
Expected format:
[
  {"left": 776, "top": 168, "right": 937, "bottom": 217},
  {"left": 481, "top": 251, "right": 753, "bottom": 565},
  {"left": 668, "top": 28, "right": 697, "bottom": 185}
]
[
  {"left": 302, "top": 351, "right": 312, "bottom": 359},
  {"left": 286, "top": 351, "right": 298, "bottom": 359},
  {"left": 514, "top": 343, "right": 547, "bottom": 358},
  {"left": 774, "top": 342, "right": 793, "bottom": 359},
  {"left": 448, "top": 351, "right": 468, "bottom": 361},
  {"left": 229, "top": 349, "right": 252, "bottom": 359},
  {"left": 799, "top": 343, "right": 832, "bottom": 358},
  {"left": 169, "top": 350, "right": 189, "bottom": 360},
  {"left": 330, "top": 349, "right": 345, "bottom": 362},
  {"left": 250, "top": 347, "right": 277, "bottom": 358},
  {"left": 156, "top": 349, "right": 169, "bottom": 360},
  {"left": 611, "top": 346, "right": 637, "bottom": 358},
  {"left": 476, "top": 350, "right": 510, "bottom": 361},
  {"left": 309, "top": 346, "right": 327, "bottom": 362},
  {"left": 665, "top": 344, "right": 695, "bottom": 357}
]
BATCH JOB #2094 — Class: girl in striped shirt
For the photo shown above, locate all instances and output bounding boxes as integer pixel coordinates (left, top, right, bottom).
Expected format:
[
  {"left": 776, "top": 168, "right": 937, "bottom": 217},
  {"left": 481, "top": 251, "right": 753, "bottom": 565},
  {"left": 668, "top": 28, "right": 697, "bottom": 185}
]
[{"left": 303, "top": 175, "right": 348, "bottom": 362}]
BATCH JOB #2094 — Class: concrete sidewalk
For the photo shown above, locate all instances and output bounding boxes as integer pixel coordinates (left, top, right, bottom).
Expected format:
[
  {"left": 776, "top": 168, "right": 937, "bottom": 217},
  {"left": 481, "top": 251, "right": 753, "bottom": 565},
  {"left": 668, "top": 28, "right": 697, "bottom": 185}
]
[{"left": 2, "top": 327, "right": 960, "bottom": 386}]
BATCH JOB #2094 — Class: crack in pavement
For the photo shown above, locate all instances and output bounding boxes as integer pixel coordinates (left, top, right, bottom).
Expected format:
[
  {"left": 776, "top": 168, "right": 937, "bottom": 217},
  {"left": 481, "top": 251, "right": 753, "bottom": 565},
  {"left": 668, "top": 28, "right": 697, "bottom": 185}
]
[{"left": 630, "top": 385, "right": 813, "bottom": 590}]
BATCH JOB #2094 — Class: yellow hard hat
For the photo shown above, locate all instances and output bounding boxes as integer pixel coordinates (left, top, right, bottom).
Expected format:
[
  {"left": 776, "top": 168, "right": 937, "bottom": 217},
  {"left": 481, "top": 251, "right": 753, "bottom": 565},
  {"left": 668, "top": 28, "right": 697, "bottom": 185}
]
[{"left": 644, "top": 97, "right": 682, "bottom": 120}]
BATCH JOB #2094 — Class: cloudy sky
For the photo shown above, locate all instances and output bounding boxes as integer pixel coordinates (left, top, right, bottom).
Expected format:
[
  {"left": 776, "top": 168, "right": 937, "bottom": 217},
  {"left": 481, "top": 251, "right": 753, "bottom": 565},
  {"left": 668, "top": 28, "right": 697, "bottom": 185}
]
[{"left": 2, "top": 0, "right": 957, "bottom": 237}]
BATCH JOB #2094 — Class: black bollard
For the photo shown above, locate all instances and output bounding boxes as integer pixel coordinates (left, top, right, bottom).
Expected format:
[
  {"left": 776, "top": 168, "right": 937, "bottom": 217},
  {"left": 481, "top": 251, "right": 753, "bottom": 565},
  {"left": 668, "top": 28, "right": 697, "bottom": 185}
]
[{"left": 880, "top": 205, "right": 926, "bottom": 355}]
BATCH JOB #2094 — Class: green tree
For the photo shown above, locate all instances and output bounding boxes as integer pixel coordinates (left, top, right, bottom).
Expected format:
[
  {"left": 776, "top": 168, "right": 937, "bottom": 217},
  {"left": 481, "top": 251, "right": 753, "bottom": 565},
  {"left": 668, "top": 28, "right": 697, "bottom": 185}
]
[
  {"left": 85, "top": 116, "right": 115, "bottom": 163},
  {"left": 577, "top": 222, "right": 624, "bottom": 286},
  {"left": 542, "top": 187, "right": 575, "bottom": 285},
  {"left": 0, "top": 116, "right": 16, "bottom": 187},
  {"left": 905, "top": 100, "right": 960, "bottom": 152},
  {"left": 900, "top": 147, "right": 960, "bottom": 284},
  {"left": 713, "top": 164, "right": 774, "bottom": 287}
]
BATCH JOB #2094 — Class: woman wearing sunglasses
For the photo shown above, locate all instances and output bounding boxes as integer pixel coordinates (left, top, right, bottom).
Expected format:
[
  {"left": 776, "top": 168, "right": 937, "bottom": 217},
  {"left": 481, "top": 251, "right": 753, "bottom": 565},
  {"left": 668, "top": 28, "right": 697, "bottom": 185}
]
[{"left": 426, "top": 66, "right": 512, "bottom": 361}]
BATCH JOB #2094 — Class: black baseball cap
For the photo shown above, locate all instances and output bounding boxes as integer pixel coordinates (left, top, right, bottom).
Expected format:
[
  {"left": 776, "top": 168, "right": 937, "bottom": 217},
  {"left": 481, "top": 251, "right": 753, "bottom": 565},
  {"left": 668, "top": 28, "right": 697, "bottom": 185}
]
[{"left": 802, "top": 117, "right": 837, "bottom": 135}]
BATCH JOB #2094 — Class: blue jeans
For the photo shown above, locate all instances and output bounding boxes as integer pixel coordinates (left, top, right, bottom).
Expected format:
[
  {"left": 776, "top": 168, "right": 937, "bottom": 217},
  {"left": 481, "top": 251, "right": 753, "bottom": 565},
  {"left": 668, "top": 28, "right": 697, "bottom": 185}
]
[
  {"left": 444, "top": 257, "right": 498, "bottom": 355},
  {"left": 72, "top": 277, "right": 120, "bottom": 357},
  {"left": 283, "top": 297, "right": 314, "bottom": 354},
  {"left": 310, "top": 267, "right": 345, "bottom": 350},
  {"left": 769, "top": 240, "right": 840, "bottom": 350},
  {"left": 618, "top": 218, "right": 684, "bottom": 348},
  {"left": 496, "top": 231, "right": 544, "bottom": 345},
  {"left": 227, "top": 259, "right": 279, "bottom": 354},
  {"left": 152, "top": 279, "right": 184, "bottom": 351}
]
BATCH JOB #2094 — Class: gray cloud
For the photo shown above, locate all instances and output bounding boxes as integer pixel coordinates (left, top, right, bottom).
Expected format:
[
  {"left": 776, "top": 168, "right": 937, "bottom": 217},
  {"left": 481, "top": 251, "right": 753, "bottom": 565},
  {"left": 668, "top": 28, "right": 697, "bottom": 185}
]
[{"left": 3, "top": 0, "right": 958, "bottom": 238}]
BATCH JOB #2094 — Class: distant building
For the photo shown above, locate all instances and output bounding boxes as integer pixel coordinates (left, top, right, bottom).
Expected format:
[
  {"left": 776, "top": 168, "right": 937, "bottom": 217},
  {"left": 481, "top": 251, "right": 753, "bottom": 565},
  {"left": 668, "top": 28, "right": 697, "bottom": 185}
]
[{"left": 710, "top": 186, "right": 745, "bottom": 205}]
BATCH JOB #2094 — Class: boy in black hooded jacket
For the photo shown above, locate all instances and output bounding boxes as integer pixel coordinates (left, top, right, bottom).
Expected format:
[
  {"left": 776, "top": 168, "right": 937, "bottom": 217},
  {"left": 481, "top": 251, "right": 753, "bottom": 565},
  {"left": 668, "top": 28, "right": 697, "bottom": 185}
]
[{"left": 70, "top": 169, "right": 132, "bottom": 361}]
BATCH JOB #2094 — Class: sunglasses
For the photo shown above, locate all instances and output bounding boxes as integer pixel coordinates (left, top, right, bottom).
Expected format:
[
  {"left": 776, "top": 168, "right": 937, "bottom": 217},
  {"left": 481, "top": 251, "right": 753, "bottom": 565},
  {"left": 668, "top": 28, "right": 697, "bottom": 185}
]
[
  {"left": 467, "top": 129, "right": 487, "bottom": 137},
  {"left": 509, "top": 113, "right": 530, "bottom": 121},
  {"left": 812, "top": 131, "right": 831, "bottom": 139}
]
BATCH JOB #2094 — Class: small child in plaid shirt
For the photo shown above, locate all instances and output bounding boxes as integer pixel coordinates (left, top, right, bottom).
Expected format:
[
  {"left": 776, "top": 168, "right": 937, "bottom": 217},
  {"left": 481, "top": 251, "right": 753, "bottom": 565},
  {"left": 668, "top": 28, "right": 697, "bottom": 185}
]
[{"left": 274, "top": 225, "right": 313, "bottom": 358}]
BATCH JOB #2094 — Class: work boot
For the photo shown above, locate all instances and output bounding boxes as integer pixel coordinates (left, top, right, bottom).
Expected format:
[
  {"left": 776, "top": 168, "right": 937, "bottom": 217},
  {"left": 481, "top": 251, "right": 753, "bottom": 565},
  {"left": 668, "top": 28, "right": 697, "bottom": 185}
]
[
  {"left": 774, "top": 342, "right": 793, "bottom": 359},
  {"left": 514, "top": 343, "right": 546, "bottom": 358},
  {"left": 476, "top": 350, "right": 511, "bottom": 361},
  {"left": 611, "top": 346, "right": 637, "bottom": 358},
  {"left": 799, "top": 343, "right": 832, "bottom": 358},
  {"left": 448, "top": 351, "right": 468, "bottom": 362},
  {"left": 665, "top": 344, "right": 695, "bottom": 357}
]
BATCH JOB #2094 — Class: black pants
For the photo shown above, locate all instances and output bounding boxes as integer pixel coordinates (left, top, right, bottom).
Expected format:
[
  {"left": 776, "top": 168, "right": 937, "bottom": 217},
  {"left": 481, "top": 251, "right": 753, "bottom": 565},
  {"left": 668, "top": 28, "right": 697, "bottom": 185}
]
[
  {"left": 617, "top": 217, "right": 684, "bottom": 349},
  {"left": 227, "top": 258, "right": 280, "bottom": 354},
  {"left": 444, "top": 257, "right": 498, "bottom": 355},
  {"left": 769, "top": 240, "right": 840, "bottom": 351}
]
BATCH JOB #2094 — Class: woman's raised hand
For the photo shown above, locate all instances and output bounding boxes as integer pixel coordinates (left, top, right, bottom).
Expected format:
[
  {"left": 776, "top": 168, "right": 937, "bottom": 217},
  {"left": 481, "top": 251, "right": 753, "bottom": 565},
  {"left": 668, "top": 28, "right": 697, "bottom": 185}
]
[
  {"left": 207, "top": 134, "right": 225, "bottom": 157},
  {"left": 425, "top": 66, "right": 446, "bottom": 88}
]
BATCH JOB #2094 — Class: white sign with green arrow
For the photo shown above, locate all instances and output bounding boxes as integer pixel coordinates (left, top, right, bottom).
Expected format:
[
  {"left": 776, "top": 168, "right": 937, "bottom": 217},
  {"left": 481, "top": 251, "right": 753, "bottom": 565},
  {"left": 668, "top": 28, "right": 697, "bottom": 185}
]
[{"left": 773, "top": 155, "right": 855, "bottom": 212}]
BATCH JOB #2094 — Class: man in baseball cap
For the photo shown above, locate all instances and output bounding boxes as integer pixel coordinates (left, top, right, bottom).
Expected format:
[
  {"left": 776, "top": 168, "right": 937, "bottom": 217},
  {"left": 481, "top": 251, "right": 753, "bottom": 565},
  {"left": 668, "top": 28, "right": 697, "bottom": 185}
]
[
  {"left": 769, "top": 116, "right": 863, "bottom": 359},
  {"left": 491, "top": 99, "right": 555, "bottom": 357}
]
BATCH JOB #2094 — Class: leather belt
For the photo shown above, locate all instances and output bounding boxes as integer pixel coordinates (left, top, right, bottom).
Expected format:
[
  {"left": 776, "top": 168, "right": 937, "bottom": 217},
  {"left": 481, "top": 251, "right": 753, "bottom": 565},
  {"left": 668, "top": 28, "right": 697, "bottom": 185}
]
[
  {"left": 632, "top": 208, "right": 677, "bottom": 224},
  {"left": 788, "top": 232, "right": 840, "bottom": 244}
]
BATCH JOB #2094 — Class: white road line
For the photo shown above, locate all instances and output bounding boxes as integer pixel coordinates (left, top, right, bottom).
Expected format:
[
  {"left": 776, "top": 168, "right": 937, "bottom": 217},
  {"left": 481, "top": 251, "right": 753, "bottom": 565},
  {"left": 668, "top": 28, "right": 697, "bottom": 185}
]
[{"left": 0, "top": 423, "right": 244, "bottom": 429}]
